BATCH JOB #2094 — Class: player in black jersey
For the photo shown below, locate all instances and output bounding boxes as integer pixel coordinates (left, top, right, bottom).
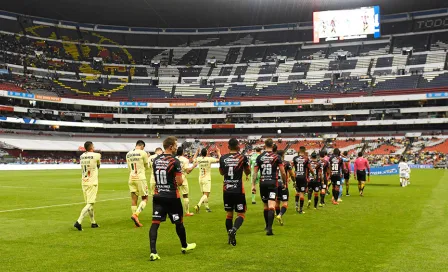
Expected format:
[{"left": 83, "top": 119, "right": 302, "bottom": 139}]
[
  {"left": 307, "top": 152, "right": 322, "bottom": 209},
  {"left": 219, "top": 138, "right": 251, "bottom": 246},
  {"left": 319, "top": 150, "right": 331, "bottom": 206},
  {"left": 275, "top": 150, "right": 295, "bottom": 226},
  {"left": 292, "top": 146, "right": 315, "bottom": 214},
  {"left": 149, "top": 136, "right": 196, "bottom": 261},
  {"left": 329, "top": 148, "right": 345, "bottom": 206},
  {"left": 252, "top": 138, "right": 286, "bottom": 236}
]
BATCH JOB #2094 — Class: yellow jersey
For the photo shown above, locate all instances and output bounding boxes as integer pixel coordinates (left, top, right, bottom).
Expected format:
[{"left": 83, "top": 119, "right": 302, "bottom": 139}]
[
  {"left": 177, "top": 156, "right": 190, "bottom": 182},
  {"left": 148, "top": 154, "right": 159, "bottom": 182},
  {"left": 80, "top": 152, "right": 101, "bottom": 185},
  {"left": 126, "top": 149, "right": 149, "bottom": 181},
  {"left": 195, "top": 156, "right": 219, "bottom": 181}
]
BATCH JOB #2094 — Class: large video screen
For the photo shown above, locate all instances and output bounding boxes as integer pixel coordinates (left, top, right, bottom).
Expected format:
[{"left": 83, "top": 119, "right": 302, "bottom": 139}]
[{"left": 313, "top": 6, "right": 380, "bottom": 43}]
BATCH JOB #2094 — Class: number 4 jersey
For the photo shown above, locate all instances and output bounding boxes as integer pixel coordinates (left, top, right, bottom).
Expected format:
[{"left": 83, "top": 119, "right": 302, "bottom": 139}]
[
  {"left": 256, "top": 151, "right": 283, "bottom": 188},
  {"left": 219, "top": 153, "right": 249, "bottom": 194},
  {"left": 152, "top": 154, "right": 182, "bottom": 198}
]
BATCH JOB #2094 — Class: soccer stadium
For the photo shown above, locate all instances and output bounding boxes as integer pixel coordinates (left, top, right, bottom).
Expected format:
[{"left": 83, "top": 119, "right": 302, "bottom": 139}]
[{"left": 1, "top": 0, "right": 448, "bottom": 270}]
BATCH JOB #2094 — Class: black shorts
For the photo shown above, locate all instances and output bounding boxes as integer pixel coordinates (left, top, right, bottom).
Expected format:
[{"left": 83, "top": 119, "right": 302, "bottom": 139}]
[
  {"left": 152, "top": 197, "right": 183, "bottom": 224},
  {"left": 344, "top": 172, "right": 350, "bottom": 181},
  {"left": 321, "top": 180, "right": 328, "bottom": 190},
  {"left": 277, "top": 186, "right": 289, "bottom": 202},
  {"left": 295, "top": 177, "right": 307, "bottom": 193},
  {"left": 223, "top": 193, "right": 247, "bottom": 213},
  {"left": 260, "top": 186, "right": 278, "bottom": 203},
  {"left": 308, "top": 181, "right": 321, "bottom": 192},
  {"left": 331, "top": 175, "right": 342, "bottom": 186},
  {"left": 357, "top": 170, "right": 367, "bottom": 182}
]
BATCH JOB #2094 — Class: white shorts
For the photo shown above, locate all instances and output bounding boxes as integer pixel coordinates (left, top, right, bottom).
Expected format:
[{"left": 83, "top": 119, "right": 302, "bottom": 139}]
[
  {"left": 83, "top": 184, "right": 98, "bottom": 204},
  {"left": 129, "top": 179, "right": 149, "bottom": 197},
  {"left": 200, "top": 180, "right": 211, "bottom": 193},
  {"left": 400, "top": 173, "right": 409, "bottom": 179}
]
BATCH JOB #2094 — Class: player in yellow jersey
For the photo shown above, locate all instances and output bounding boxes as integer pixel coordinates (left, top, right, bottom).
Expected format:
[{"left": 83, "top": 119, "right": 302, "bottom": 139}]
[
  {"left": 74, "top": 141, "right": 101, "bottom": 231},
  {"left": 176, "top": 147, "right": 198, "bottom": 216},
  {"left": 127, "top": 140, "right": 149, "bottom": 227},
  {"left": 194, "top": 147, "right": 221, "bottom": 213},
  {"left": 148, "top": 147, "right": 163, "bottom": 195}
]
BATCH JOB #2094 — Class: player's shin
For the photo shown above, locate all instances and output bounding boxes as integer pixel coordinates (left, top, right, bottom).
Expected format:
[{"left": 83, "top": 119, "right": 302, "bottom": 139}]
[
  {"left": 233, "top": 214, "right": 245, "bottom": 230},
  {"left": 198, "top": 194, "right": 208, "bottom": 207},
  {"left": 275, "top": 202, "right": 280, "bottom": 216},
  {"left": 267, "top": 207, "right": 275, "bottom": 231},
  {"left": 175, "top": 223, "right": 188, "bottom": 249},
  {"left": 280, "top": 203, "right": 287, "bottom": 216},
  {"left": 183, "top": 197, "right": 190, "bottom": 214},
  {"left": 77, "top": 203, "right": 92, "bottom": 224},
  {"left": 299, "top": 196, "right": 304, "bottom": 210},
  {"left": 226, "top": 214, "right": 233, "bottom": 231},
  {"left": 131, "top": 206, "right": 137, "bottom": 214},
  {"left": 135, "top": 200, "right": 147, "bottom": 216},
  {"left": 87, "top": 204, "right": 96, "bottom": 224},
  {"left": 149, "top": 222, "right": 160, "bottom": 254},
  {"left": 314, "top": 192, "right": 319, "bottom": 208},
  {"left": 320, "top": 192, "right": 326, "bottom": 204},
  {"left": 263, "top": 208, "right": 269, "bottom": 229}
]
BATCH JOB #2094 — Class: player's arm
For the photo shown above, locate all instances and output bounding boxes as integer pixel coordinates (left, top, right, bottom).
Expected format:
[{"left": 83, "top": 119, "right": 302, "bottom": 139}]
[
  {"left": 186, "top": 161, "right": 198, "bottom": 174},
  {"left": 243, "top": 156, "right": 251, "bottom": 177},
  {"left": 288, "top": 168, "right": 295, "bottom": 184},
  {"left": 307, "top": 163, "right": 316, "bottom": 178},
  {"left": 97, "top": 154, "right": 101, "bottom": 169},
  {"left": 279, "top": 165, "right": 287, "bottom": 188},
  {"left": 354, "top": 159, "right": 358, "bottom": 180},
  {"left": 218, "top": 157, "right": 225, "bottom": 176},
  {"left": 192, "top": 148, "right": 199, "bottom": 162},
  {"left": 215, "top": 147, "right": 221, "bottom": 159},
  {"left": 366, "top": 159, "right": 371, "bottom": 176},
  {"left": 143, "top": 152, "right": 149, "bottom": 170},
  {"left": 175, "top": 160, "right": 183, "bottom": 186},
  {"left": 252, "top": 166, "right": 259, "bottom": 193}
]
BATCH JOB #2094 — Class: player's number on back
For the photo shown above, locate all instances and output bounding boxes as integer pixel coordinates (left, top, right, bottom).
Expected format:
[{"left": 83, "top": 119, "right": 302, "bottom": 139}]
[
  {"left": 332, "top": 164, "right": 339, "bottom": 171},
  {"left": 261, "top": 164, "right": 272, "bottom": 175},
  {"left": 228, "top": 166, "right": 234, "bottom": 179},
  {"left": 155, "top": 169, "right": 167, "bottom": 185}
]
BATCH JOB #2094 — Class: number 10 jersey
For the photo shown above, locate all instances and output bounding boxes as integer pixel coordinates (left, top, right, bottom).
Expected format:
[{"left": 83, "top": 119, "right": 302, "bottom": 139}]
[{"left": 152, "top": 154, "right": 182, "bottom": 198}]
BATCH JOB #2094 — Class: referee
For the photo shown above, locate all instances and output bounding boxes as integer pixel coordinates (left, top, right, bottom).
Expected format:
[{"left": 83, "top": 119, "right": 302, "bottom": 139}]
[{"left": 354, "top": 152, "right": 370, "bottom": 197}]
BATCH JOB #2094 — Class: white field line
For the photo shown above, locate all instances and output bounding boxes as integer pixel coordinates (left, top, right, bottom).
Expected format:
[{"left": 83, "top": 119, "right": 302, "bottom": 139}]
[
  {"left": 0, "top": 185, "right": 118, "bottom": 191},
  {"left": 0, "top": 197, "right": 128, "bottom": 213}
]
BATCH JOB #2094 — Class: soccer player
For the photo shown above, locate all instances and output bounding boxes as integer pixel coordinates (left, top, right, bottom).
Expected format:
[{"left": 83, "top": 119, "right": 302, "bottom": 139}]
[
  {"left": 74, "top": 141, "right": 101, "bottom": 231},
  {"left": 252, "top": 138, "right": 286, "bottom": 236},
  {"left": 329, "top": 148, "right": 344, "bottom": 205},
  {"left": 307, "top": 152, "right": 321, "bottom": 209},
  {"left": 319, "top": 150, "right": 331, "bottom": 206},
  {"left": 398, "top": 157, "right": 410, "bottom": 187},
  {"left": 354, "top": 152, "right": 370, "bottom": 196},
  {"left": 275, "top": 150, "right": 295, "bottom": 226},
  {"left": 177, "top": 146, "right": 198, "bottom": 216},
  {"left": 292, "top": 146, "right": 315, "bottom": 214},
  {"left": 127, "top": 140, "right": 149, "bottom": 227},
  {"left": 249, "top": 147, "right": 262, "bottom": 204},
  {"left": 149, "top": 147, "right": 163, "bottom": 195},
  {"left": 194, "top": 146, "right": 221, "bottom": 213},
  {"left": 342, "top": 151, "right": 351, "bottom": 197},
  {"left": 219, "top": 138, "right": 251, "bottom": 246},
  {"left": 149, "top": 136, "right": 196, "bottom": 261}
]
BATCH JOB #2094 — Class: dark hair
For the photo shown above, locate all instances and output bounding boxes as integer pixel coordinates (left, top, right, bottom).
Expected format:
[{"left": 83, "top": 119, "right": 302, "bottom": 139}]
[
  {"left": 333, "top": 148, "right": 341, "bottom": 156},
  {"left": 136, "top": 140, "right": 145, "bottom": 147},
  {"left": 255, "top": 147, "right": 262, "bottom": 153},
  {"left": 319, "top": 150, "right": 326, "bottom": 158},
  {"left": 358, "top": 152, "right": 363, "bottom": 157},
  {"left": 228, "top": 138, "right": 239, "bottom": 151},
  {"left": 201, "top": 148, "right": 208, "bottom": 157},
  {"left": 311, "top": 152, "right": 317, "bottom": 159},
  {"left": 272, "top": 144, "right": 278, "bottom": 152},
  {"left": 277, "top": 150, "right": 285, "bottom": 158},
  {"left": 155, "top": 147, "right": 163, "bottom": 152},
  {"left": 265, "top": 138, "right": 274, "bottom": 148},
  {"left": 299, "top": 146, "right": 306, "bottom": 153},
  {"left": 163, "top": 136, "right": 177, "bottom": 150},
  {"left": 84, "top": 141, "right": 93, "bottom": 152},
  {"left": 401, "top": 157, "right": 405, "bottom": 162},
  {"left": 343, "top": 151, "right": 348, "bottom": 156},
  {"left": 176, "top": 146, "right": 184, "bottom": 156},
  {"left": 323, "top": 149, "right": 328, "bottom": 156}
]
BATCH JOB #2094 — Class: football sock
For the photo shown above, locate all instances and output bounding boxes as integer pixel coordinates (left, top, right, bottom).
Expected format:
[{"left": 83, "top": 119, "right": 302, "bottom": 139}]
[
  {"left": 175, "top": 223, "right": 188, "bottom": 248},
  {"left": 131, "top": 205, "right": 137, "bottom": 214},
  {"left": 87, "top": 205, "right": 96, "bottom": 224},
  {"left": 77, "top": 204, "right": 92, "bottom": 224},
  {"left": 307, "top": 191, "right": 312, "bottom": 201},
  {"left": 320, "top": 193, "right": 325, "bottom": 204},
  {"left": 295, "top": 195, "right": 299, "bottom": 207},
  {"left": 346, "top": 183, "right": 350, "bottom": 194},
  {"left": 198, "top": 195, "right": 208, "bottom": 207},
  {"left": 280, "top": 206, "right": 287, "bottom": 216},
  {"left": 332, "top": 189, "right": 338, "bottom": 201},
  {"left": 275, "top": 207, "right": 280, "bottom": 216},
  {"left": 251, "top": 193, "right": 256, "bottom": 202},
  {"left": 204, "top": 197, "right": 210, "bottom": 209},
  {"left": 263, "top": 209, "right": 269, "bottom": 228},
  {"left": 299, "top": 197, "right": 304, "bottom": 210},
  {"left": 183, "top": 198, "right": 190, "bottom": 214},
  {"left": 361, "top": 183, "right": 365, "bottom": 193},
  {"left": 226, "top": 216, "right": 233, "bottom": 231},
  {"left": 149, "top": 223, "right": 160, "bottom": 254},
  {"left": 233, "top": 215, "right": 244, "bottom": 230},
  {"left": 358, "top": 183, "right": 361, "bottom": 192},
  {"left": 135, "top": 200, "right": 147, "bottom": 216},
  {"left": 339, "top": 185, "right": 343, "bottom": 199},
  {"left": 267, "top": 208, "right": 275, "bottom": 230},
  {"left": 314, "top": 194, "right": 318, "bottom": 208}
]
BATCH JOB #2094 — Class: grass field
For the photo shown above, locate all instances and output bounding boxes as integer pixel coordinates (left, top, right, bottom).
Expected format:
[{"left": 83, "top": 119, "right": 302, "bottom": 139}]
[{"left": 1, "top": 168, "right": 447, "bottom": 272}]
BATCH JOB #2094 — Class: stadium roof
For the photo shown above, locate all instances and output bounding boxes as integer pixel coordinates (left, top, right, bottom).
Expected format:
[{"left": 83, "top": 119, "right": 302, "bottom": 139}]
[{"left": 3, "top": 0, "right": 448, "bottom": 28}]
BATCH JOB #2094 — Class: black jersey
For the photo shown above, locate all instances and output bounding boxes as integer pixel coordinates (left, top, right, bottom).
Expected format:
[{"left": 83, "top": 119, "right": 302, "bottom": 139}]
[
  {"left": 278, "top": 161, "right": 292, "bottom": 188},
  {"left": 329, "top": 155, "right": 344, "bottom": 176},
  {"left": 153, "top": 154, "right": 182, "bottom": 198},
  {"left": 320, "top": 159, "right": 330, "bottom": 182},
  {"left": 219, "top": 152, "right": 249, "bottom": 194},
  {"left": 256, "top": 151, "right": 283, "bottom": 187},
  {"left": 309, "top": 160, "right": 321, "bottom": 182},
  {"left": 292, "top": 155, "right": 310, "bottom": 180}
]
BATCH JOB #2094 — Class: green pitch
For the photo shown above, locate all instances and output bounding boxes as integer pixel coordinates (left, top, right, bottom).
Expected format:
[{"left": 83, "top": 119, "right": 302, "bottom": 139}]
[{"left": 1, "top": 169, "right": 447, "bottom": 272}]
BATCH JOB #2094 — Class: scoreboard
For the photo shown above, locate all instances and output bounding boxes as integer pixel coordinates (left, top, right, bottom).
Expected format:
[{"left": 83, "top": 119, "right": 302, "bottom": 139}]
[{"left": 313, "top": 6, "right": 380, "bottom": 43}]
